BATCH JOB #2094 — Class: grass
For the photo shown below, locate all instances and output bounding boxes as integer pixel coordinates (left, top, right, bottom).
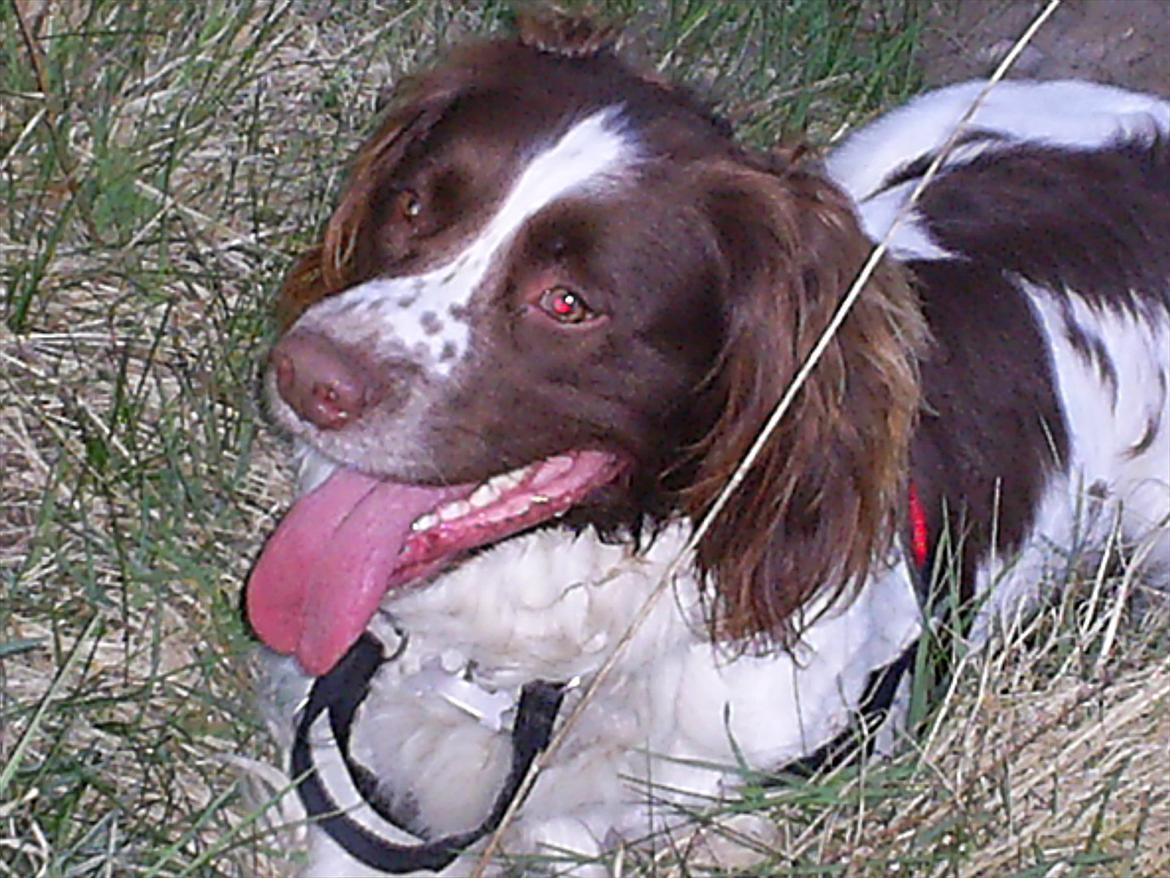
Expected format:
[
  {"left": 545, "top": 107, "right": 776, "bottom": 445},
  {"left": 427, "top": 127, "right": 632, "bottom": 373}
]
[{"left": 0, "top": 1, "right": 1164, "bottom": 876}]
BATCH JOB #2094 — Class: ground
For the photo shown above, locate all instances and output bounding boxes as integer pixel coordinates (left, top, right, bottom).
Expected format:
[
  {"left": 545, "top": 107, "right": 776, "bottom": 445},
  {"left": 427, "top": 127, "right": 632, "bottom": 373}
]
[{"left": 920, "top": 0, "right": 1170, "bottom": 96}]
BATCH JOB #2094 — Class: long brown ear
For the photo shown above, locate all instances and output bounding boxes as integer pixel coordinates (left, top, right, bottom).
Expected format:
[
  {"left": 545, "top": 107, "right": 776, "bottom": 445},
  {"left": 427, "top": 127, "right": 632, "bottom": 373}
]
[{"left": 685, "top": 155, "right": 927, "bottom": 646}]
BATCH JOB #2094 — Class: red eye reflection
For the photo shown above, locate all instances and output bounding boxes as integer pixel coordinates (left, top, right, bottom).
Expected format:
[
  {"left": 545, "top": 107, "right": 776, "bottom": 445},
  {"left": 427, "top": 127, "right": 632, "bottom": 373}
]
[{"left": 538, "top": 286, "right": 597, "bottom": 324}]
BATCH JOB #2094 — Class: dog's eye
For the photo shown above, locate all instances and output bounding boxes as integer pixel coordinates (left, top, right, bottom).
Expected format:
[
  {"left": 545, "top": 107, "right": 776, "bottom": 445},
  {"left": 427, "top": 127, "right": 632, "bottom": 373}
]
[
  {"left": 395, "top": 188, "right": 423, "bottom": 221},
  {"left": 538, "top": 286, "right": 596, "bottom": 324}
]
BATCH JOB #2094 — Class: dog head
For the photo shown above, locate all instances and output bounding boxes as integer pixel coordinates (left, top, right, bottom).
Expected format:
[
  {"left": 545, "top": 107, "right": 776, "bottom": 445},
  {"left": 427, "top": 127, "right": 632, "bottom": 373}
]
[{"left": 248, "top": 11, "right": 925, "bottom": 676}]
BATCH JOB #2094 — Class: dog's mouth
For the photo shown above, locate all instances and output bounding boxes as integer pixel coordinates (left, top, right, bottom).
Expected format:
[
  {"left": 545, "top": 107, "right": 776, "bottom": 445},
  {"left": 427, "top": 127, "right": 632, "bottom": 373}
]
[{"left": 246, "top": 450, "right": 628, "bottom": 676}]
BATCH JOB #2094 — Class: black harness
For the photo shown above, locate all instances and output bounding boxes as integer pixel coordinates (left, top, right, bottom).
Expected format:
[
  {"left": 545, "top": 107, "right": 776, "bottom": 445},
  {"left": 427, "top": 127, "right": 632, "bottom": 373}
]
[
  {"left": 291, "top": 633, "right": 918, "bottom": 873},
  {"left": 291, "top": 504, "right": 935, "bottom": 873},
  {"left": 292, "top": 633, "right": 565, "bottom": 873}
]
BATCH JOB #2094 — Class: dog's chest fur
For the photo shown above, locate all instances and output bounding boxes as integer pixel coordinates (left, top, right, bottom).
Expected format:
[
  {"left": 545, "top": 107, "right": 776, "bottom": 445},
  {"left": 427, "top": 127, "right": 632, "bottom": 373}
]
[{"left": 263, "top": 524, "right": 921, "bottom": 873}]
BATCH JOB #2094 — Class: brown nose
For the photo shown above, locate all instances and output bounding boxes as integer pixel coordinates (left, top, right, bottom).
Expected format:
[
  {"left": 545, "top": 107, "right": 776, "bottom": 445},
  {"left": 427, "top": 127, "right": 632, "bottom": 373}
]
[{"left": 270, "top": 331, "right": 379, "bottom": 430}]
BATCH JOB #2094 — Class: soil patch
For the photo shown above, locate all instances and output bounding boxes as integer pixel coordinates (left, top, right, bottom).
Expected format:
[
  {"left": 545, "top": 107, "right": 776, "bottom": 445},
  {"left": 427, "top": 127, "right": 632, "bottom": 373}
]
[{"left": 920, "top": 0, "right": 1169, "bottom": 96}]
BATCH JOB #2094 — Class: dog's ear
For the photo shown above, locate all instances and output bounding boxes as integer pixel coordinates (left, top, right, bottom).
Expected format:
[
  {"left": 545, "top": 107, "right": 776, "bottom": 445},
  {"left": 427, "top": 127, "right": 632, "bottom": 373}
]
[{"left": 685, "top": 155, "right": 927, "bottom": 645}]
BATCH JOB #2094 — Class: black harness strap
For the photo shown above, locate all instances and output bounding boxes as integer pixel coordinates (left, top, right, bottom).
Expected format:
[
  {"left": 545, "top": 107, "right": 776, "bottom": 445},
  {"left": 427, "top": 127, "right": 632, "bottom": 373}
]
[
  {"left": 776, "top": 641, "right": 917, "bottom": 779},
  {"left": 293, "top": 634, "right": 565, "bottom": 873},
  {"left": 776, "top": 514, "right": 932, "bottom": 780},
  {"left": 300, "top": 633, "right": 399, "bottom": 822}
]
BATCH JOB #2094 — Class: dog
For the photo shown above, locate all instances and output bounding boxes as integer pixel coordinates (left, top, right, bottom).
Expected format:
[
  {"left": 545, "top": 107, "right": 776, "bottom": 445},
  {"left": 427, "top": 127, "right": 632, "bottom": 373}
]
[{"left": 246, "top": 12, "right": 1170, "bottom": 876}]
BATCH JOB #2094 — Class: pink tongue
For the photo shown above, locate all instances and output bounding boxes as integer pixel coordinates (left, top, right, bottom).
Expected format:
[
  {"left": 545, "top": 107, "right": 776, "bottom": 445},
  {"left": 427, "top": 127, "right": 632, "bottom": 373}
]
[{"left": 246, "top": 468, "right": 467, "bottom": 676}]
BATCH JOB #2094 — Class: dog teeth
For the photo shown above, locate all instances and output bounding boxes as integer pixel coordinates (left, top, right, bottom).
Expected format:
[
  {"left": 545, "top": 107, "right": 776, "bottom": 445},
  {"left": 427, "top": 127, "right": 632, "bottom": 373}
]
[
  {"left": 411, "top": 513, "right": 439, "bottom": 533},
  {"left": 439, "top": 648, "right": 466, "bottom": 674},
  {"left": 294, "top": 444, "right": 339, "bottom": 495},
  {"left": 468, "top": 482, "right": 499, "bottom": 509},
  {"left": 408, "top": 459, "right": 561, "bottom": 534},
  {"left": 438, "top": 500, "right": 472, "bottom": 522},
  {"left": 469, "top": 465, "right": 532, "bottom": 508},
  {"left": 491, "top": 468, "right": 528, "bottom": 491}
]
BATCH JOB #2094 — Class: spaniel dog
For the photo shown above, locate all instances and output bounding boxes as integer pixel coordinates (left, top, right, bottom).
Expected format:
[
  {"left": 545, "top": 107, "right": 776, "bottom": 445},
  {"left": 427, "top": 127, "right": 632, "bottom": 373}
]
[{"left": 246, "top": 12, "right": 1169, "bottom": 877}]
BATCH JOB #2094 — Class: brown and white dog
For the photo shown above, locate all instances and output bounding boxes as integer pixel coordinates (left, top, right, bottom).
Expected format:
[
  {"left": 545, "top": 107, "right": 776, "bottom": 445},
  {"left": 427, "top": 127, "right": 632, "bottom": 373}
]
[{"left": 246, "top": 13, "right": 1170, "bottom": 877}]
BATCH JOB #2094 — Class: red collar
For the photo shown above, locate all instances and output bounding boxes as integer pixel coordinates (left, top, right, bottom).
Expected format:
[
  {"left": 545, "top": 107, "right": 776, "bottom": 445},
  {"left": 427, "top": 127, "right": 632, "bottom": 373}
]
[{"left": 908, "top": 482, "right": 929, "bottom": 571}]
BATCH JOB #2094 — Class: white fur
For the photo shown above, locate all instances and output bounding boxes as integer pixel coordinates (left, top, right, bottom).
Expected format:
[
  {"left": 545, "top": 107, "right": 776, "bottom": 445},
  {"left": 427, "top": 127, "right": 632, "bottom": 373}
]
[
  {"left": 959, "top": 288, "right": 1170, "bottom": 644},
  {"left": 828, "top": 79, "right": 1170, "bottom": 204},
  {"left": 267, "top": 526, "right": 921, "bottom": 876},
  {"left": 291, "top": 108, "right": 636, "bottom": 376},
  {"left": 846, "top": 177, "right": 952, "bottom": 261},
  {"left": 999, "top": 287, "right": 1170, "bottom": 589}
]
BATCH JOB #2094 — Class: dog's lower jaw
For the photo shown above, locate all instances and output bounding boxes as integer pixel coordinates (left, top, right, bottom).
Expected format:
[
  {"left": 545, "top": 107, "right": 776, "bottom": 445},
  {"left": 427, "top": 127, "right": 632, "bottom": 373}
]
[{"left": 259, "top": 523, "right": 922, "bottom": 876}]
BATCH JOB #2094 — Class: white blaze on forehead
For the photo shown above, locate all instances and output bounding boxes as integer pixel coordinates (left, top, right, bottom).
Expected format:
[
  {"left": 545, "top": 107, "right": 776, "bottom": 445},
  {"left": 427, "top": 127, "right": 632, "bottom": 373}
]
[{"left": 298, "top": 107, "right": 637, "bottom": 376}]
